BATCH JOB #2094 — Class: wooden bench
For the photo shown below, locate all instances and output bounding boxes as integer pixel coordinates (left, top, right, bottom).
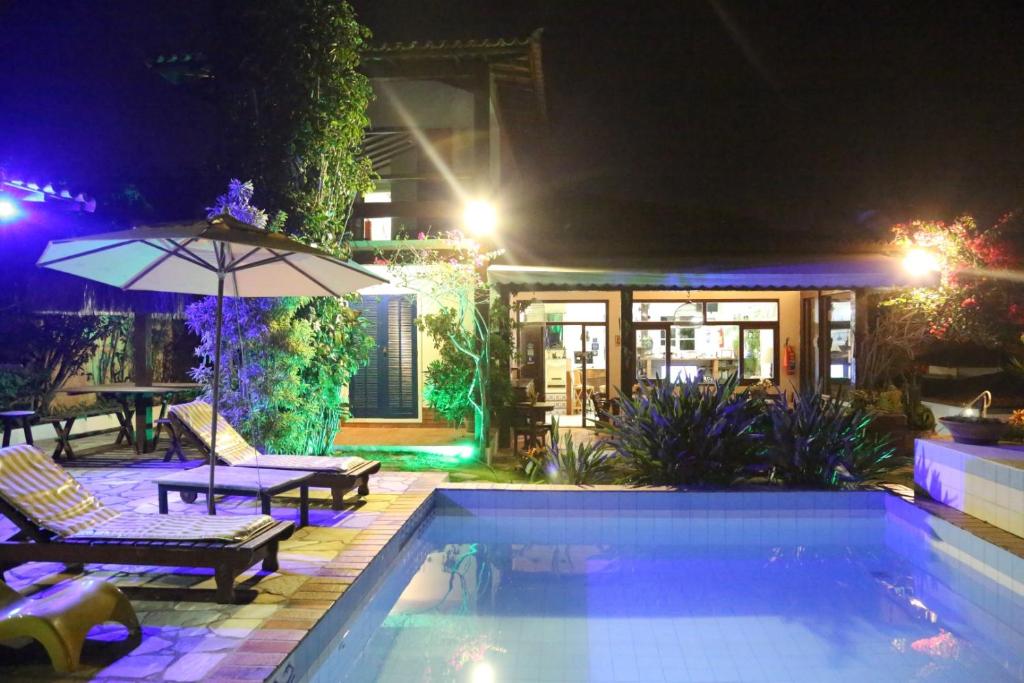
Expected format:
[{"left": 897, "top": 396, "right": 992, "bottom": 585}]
[
  {"left": 37, "top": 406, "right": 133, "bottom": 460},
  {"left": 0, "top": 411, "right": 36, "bottom": 447}
]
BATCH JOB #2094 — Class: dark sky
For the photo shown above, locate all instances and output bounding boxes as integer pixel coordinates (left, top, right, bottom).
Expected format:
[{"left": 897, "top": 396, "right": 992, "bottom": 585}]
[{"left": 3, "top": 1, "right": 1024, "bottom": 236}]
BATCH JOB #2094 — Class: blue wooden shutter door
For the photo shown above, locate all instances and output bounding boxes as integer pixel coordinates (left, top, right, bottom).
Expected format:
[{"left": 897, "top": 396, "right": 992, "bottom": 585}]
[{"left": 349, "top": 295, "right": 417, "bottom": 418}]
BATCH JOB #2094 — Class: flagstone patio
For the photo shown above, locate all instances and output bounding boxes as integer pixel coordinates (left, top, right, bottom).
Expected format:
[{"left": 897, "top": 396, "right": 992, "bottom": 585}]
[{"left": 0, "top": 461, "right": 445, "bottom": 682}]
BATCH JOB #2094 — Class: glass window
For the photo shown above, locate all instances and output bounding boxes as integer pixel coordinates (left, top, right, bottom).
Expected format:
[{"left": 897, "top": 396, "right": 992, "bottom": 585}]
[
  {"left": 829, "top": 297, "right": 854, "bottom": 381},
  {"left": 361, "top": 190, "right": 392, "bottom": 240},
  {"left": 831, "top": 300, "right": 852, "bottom": 322},
  {"left": 635, "top": 328, "right": 667, "bottom": 380},
  {"left": 519, "top": 301, "right": 606, "bottom": 323},
  {"left": 634, "top": 301, "right": 778, "bottom": 383},
  {"left": 633, "top": 302, "right": 703, "bottom": 323},
  {"left": 743, "top": 328, "right": 775, "bottom": 380},
  {"left": 705, "top": 301, "right": 778, "bottom": 322},
  {"left": 671, "top": 325, "right": 696, "bottom": 353}
]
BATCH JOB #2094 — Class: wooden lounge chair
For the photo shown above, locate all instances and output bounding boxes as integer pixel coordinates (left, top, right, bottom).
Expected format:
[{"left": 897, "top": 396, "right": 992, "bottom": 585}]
[
  {"left": 0, "top": 445, "right": 293, "bottom": 603},
  {"left": 167, "top": 400, "right": 381, "bottom": 509},
  {"left": 0, "top": 578, "right": 139, "bottom": 672}
]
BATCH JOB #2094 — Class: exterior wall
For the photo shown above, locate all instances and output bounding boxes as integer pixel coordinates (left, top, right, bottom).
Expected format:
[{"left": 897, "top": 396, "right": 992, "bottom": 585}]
[
  {"left": 368, "top": 79, "right": 475, "bottom": 131},
  {"left": 347, "top": 263, "right": 474, "bottom": 423},
  {"left": 511, "top": 289, "right": 803, "bottom": 398},
  {"left": 511, "top": 290, "right": 622, "bottom": 397},
  {"left": 351, "top": 283, "right": 807, "bottom": 423},
  {"left": 367, "top": 78, "right": 495, "bottom": 199},
  {"left": 634, "top": 290, "right": 803, "bottom": 394}
]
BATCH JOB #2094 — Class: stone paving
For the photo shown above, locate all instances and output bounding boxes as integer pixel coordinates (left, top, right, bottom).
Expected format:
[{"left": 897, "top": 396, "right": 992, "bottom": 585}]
[{"left": 0, "top": 461, "right": 445, "bottom": 682}]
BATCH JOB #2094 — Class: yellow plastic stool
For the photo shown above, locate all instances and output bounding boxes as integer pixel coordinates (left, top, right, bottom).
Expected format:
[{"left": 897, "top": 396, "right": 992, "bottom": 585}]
[{"left": 0, "top": 579, "right": 140, "bottom": 672}]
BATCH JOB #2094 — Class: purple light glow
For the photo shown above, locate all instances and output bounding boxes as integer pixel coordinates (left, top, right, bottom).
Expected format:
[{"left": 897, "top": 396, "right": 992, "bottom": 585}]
[{"left": 0, "top": 196, "right": 22, "bottom": 222}]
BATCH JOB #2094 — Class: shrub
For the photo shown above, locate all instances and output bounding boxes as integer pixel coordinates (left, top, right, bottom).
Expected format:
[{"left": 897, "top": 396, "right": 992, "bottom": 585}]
[
  {"left": 606, "top": 373, "right": 763, "bottom": 486},
  {"left": 762, "top": 391, "right": 900, "bottom": 489},
  {"left": 417, "top": 307, "right": 475, "bottom": 426},
  {"left": 423, "top": 356, "right": 475, "bottom": 426},
  {"left": 530, "top": 421, "right": 619, "bottom": 485}
]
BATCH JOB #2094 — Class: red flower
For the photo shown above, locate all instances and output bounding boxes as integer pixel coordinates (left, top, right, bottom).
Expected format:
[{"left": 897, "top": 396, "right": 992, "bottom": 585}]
[{"left": 961, "top": 297, "right": 977, "bottom": 308}]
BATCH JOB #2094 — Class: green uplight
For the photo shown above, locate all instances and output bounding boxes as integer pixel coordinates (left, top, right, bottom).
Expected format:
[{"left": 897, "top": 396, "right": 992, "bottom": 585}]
[{"left": 335, "top": 443, "right": 478, "bottom": 469}]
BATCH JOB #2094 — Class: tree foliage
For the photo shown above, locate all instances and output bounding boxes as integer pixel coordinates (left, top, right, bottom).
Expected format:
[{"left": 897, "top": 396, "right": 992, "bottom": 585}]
[
  {"left": 385, "top": 234, "right": 513, "bottom": 457},
  {"left": 187, "top": 180, "right": 374, "bottom": 454},
  {"left": 188, "top": 297, "right": 312, "bottom": 452},
  {"left": 418, "top": 307, "right": 476, "bottom": 426},
  {"left": 0, "top": 314, "right": 125, "bottom": 412},
  {"left": 885, "top": 214, "right": 1024, "bottom": 348},
  {"left": 209, "top": 0, "right": 375, "bottom": 254}
]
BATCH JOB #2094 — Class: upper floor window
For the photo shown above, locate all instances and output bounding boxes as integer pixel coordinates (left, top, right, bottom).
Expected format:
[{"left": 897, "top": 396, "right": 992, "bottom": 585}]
[{"left": 361, "top": 190, "right": 392, "bottom": 240}]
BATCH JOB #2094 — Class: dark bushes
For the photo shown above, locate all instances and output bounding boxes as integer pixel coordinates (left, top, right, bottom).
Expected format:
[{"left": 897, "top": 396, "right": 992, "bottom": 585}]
[
  {"left": 594, "top": 374, "right": 903, "bottom": 489},
  {"left": 605, "top": 374, "right": 763, "bottom": 486}
]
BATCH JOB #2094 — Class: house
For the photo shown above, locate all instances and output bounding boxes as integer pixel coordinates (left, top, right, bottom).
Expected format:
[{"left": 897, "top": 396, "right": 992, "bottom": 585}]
[
  {"left": 343, "top": 33, "right": 936, "bottom": 430},
  {"left": 344, "top": 33, "right": 547, "bottom": 424}
]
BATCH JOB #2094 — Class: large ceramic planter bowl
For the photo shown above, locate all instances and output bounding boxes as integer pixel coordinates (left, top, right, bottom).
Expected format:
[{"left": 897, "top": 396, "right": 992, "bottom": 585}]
[{"left": 939, "top": 416, "right": 1010, "bottom": 446}]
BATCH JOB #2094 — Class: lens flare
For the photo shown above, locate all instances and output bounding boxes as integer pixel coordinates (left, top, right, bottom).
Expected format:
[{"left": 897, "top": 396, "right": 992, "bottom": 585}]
[
  {"left": 463, "top": 200, "right": 497, "bottom": 236},
  {"left": 903, "top": 248, "right": 941, "bottom": 276}
]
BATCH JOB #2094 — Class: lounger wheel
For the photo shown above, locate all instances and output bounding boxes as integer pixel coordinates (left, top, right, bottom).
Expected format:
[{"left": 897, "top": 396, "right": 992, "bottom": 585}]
[{"left": 180, "top": 491, "right": 198, "bottom": 504}]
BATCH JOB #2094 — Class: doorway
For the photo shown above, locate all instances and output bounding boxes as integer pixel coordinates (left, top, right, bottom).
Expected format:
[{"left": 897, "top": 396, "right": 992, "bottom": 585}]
[
  {"left": 349, "top": 294, "right": 418, "bottom": 418},
  {"left": 516, "top": 301, "right": 608, "bottom": 426}
]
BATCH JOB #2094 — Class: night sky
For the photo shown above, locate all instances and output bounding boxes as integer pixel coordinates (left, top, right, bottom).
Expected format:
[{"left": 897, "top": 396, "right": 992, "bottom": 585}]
[{"left": 3, "top": 1, "right": 1024, "bottom": 240}]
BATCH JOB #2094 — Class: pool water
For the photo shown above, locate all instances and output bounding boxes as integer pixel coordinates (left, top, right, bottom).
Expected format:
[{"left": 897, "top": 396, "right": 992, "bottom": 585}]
[{"left": 311, "top": 492, "right": 1024, "bottom": 682}]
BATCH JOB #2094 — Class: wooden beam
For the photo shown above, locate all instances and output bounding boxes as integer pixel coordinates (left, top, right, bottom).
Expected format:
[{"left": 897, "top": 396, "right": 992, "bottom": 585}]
[{"left": 620, "top": 290, "right": 634, "bottom": 399}]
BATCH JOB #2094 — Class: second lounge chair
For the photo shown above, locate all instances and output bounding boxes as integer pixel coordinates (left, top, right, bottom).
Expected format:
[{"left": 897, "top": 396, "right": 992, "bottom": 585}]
[{"left": 168, "top": 400, "right": 381, "bottom": 509}]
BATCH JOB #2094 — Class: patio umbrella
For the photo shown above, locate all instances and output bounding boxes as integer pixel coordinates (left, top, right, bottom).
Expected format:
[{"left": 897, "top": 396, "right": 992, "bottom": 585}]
[{"left": 37, "top": 214, "right": 387, "bottom": 514}]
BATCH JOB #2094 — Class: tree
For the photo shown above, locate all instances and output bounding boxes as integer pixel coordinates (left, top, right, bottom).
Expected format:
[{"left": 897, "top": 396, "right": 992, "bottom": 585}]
[
  {"left": 0, "top": 314, "right": 124, "bottom": 412},
  {"left": 885, "top": 214, "right": 1024, "bottom": 347},
  {"left": 180, "top": 2, "right": 379, "bottom": 452},
  {"left": 417, "top": 307, "right": 476, "bottom": 426},
  {"left": 208, "top": 0, "right": 375, "bottom": 254},
  {"left": 872, "top": 213, "right": 1024, "bottom": 387},
  {"left": 186, "top": 180, "right": 374, "bottom": 453},
  {"left": 385, "top": 234, "right": 512, "bottom": 459}
]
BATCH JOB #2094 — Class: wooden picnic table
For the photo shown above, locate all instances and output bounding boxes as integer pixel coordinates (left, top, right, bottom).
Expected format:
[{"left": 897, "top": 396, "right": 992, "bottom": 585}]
[
  {"left": 154, "top": 465, "right": 313, "bottom": 527},
  {"left": 62, "top": 383, "right": 201, "bottom": 455}
]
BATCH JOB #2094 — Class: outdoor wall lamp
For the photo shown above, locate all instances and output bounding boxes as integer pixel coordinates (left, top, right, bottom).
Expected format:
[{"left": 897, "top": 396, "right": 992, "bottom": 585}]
[
  {"left": 462, "top": 199, "right": 498, "bottom": 237},
  {"left": 902, "top": 247, "right": 941, "bottom": 277}
]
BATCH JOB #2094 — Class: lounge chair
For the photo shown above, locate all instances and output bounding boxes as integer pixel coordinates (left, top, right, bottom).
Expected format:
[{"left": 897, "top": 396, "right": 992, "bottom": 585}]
[
  {"left": 0, "top": 445, "right": 293, "bottom": 603},
  {"left": 167, "top": 400, "right": 381, "bottom": 509},
  {"left": 0, "top": 578, "right": 139, "bottom": 672}
]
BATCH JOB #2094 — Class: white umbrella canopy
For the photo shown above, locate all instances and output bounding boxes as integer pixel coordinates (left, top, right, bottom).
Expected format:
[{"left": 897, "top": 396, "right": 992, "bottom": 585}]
[
  {"left": 38, "top": 214, "right": 388, "bottom": 514},
  {"left": 37, "top": 214, "right": 385, "bottom": 297}
]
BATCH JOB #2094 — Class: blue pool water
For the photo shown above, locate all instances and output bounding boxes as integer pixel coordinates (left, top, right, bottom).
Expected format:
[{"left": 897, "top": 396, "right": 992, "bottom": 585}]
[{"left": 308, "top": 491, "right": 1024, "bottom": 682}]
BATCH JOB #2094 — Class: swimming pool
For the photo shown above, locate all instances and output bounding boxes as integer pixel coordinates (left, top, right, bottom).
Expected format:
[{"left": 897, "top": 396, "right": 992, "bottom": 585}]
[{"left": 293, "top": 489, "right": 1024, "bottom": 682}]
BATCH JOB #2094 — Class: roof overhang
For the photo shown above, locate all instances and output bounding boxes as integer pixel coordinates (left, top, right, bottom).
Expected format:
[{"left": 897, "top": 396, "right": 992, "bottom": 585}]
[{"left": 488, "top": 254, "right": 939, "bottom": 290}]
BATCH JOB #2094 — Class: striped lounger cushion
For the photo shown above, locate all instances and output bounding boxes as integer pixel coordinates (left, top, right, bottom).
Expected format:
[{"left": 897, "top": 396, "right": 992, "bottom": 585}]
[
  {"left": 0, "top": 444, "right": 275, "bottom": 543},
  {"left": 169, "top": 400, "right": 369, "bottom": 471}
]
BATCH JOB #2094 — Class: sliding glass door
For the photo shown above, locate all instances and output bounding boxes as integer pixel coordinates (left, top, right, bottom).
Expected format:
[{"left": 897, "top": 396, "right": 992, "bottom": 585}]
[{"left": 517, "top": 301, "right": 608, "bottom": 424}]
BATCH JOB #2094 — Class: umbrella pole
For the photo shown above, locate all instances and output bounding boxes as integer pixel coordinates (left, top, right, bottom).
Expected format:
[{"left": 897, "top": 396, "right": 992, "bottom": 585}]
[{"left": 207, "top": 276, "right": 225, "bottom": 515}]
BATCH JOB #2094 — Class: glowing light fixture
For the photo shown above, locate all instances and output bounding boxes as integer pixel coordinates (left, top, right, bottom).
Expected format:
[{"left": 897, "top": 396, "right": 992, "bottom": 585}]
[
  {"left": 903, "top": 248, "right": 941, "bottom": 276},
  {"left": 469, "top": 661, "right": 495, "bottom": 683},
  {"left": 463, "top": 199, "right": 497, "bottom": 236},
  {"left": 0, "top": 196, "right": 21, "bottom": 222}
]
